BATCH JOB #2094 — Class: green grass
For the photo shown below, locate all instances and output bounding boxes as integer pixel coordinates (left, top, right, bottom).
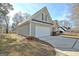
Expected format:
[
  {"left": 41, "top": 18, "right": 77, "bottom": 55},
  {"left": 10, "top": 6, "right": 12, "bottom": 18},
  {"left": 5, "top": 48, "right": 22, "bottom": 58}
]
[{"left": 0, "top": 33, "right": 56, "bottom": 56}]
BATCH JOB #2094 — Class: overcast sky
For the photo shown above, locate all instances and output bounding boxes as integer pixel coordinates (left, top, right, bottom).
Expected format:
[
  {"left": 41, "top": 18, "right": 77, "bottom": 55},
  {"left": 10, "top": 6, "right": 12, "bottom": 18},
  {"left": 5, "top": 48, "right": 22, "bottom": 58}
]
[{"left": 8, "top": 3, "right": 71, "bottom": 25}]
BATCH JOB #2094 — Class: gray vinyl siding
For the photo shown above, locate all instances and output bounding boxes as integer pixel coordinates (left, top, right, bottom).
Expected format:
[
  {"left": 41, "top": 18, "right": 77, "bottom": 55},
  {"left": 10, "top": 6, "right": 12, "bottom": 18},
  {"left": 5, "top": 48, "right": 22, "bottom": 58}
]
[
  {"left": 32, "top": 21, "right": 52, "bottom": 36},
  {"left": 16, "top": 23, "right": 30, "bottom": 36},
  {"left": 31, "top": 7, "right": 53, "bottom": 24}
]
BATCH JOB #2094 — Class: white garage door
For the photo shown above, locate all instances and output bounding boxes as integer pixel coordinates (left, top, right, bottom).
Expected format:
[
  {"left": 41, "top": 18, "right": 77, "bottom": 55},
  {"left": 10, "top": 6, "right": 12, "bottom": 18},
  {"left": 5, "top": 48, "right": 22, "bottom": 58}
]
[{"left": 35, "top": 26, "right": 51, "bottom": 37}]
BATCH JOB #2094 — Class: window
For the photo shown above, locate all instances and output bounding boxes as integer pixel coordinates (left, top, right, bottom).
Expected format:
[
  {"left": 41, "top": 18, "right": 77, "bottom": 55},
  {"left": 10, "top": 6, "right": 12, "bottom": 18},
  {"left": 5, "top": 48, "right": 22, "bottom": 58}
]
[{"left": 42, "top": 13, "right": 43, "bottom": 20}]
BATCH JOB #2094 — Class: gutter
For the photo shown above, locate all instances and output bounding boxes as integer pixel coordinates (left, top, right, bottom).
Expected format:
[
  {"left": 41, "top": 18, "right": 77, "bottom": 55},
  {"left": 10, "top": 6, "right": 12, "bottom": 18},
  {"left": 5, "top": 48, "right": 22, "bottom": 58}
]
[{"left": 32, "top": 19, "right": 53, "bottom": 25}]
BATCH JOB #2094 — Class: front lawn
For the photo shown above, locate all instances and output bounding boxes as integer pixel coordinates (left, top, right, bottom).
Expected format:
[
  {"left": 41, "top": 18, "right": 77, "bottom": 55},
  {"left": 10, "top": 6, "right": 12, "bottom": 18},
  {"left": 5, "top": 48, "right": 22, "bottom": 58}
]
[{"left": 0, "top": 33, "right": 56, "bottom": 56}]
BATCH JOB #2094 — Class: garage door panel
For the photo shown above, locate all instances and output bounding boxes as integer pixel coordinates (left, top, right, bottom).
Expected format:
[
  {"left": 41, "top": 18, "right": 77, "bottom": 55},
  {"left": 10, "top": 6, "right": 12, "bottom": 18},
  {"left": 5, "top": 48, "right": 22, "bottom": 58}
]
[{"left": 35, "top": 26, "right": 51, "bottom": 37}]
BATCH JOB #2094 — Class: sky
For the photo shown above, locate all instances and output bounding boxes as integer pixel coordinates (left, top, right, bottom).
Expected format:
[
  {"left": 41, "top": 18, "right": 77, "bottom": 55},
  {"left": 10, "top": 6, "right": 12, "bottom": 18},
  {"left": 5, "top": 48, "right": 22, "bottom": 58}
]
[{"left": 8, "top": 3, "right": 71, "bottom": 25}]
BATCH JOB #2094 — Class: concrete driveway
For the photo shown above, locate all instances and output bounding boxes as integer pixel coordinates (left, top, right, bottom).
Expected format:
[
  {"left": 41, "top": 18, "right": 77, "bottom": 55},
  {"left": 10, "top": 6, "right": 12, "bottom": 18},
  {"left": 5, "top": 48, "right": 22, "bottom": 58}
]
[
  {"left": 39, "top": 35, "right": 79, "bottom": 56},
  {"left": 39, "top": 36, "right": 79, "bottom": 50}
]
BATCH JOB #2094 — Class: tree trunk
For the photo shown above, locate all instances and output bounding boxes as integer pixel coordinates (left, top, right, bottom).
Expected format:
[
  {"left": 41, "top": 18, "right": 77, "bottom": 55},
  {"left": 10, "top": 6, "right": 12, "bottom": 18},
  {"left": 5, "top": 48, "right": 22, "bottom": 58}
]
[
  {"left": 4, "top": 16, "right": 9, "bottom": 34},
  {"left": 6, "top": 24, "right": 8, "bottom": 33}
]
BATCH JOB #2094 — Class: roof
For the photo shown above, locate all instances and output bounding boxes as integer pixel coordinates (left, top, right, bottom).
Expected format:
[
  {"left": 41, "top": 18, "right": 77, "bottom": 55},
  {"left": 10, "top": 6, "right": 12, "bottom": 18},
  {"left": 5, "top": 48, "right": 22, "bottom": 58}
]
[
  {"left": 17, "top": 16, "right": 31, "bottom": 26},
  {"left": 17, "top": 7, "right": 53, "bottom": 27}
]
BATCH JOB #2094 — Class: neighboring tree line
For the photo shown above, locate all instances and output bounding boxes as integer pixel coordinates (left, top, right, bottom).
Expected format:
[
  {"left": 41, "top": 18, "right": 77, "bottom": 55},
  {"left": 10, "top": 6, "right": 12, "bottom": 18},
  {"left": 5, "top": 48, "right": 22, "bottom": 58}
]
[
  {"left": 68, "top": 4, "right": 79, "bottom": 32},
  {"left": 12, "top": 11, "right": 30, "bottom": 31},
  {"left": 0, "top": 3, "right": 30, "bottom": 33}
]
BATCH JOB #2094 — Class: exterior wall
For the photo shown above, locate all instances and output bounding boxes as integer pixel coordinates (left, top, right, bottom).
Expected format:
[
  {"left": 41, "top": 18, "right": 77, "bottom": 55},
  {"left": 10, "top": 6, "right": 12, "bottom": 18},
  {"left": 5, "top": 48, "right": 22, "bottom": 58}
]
[
  {"left": 15, "top": 23, "right": 30, "bottom": 36},
  {"left": 31, "top": 21, "right": 52, "bottom": 37},
  {"left": 15, "top": 21, "right": 52, "bottom": 37},
  {"left": 31, "top": 7, "right": 53, "bottom": 24},
  {"left": 15, "top": 7, "right": 54, "bottom": 37}
]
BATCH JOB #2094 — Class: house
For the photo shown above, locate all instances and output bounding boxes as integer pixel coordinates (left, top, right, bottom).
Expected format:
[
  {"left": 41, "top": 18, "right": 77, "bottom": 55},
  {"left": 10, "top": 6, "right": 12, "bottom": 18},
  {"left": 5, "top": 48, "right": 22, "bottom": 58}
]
[
  {"left": 53, "top": 20, "right": 70, "bottom": 32},
  {"left": 15, "top": 7, "right": 54, "bottom": 37}
]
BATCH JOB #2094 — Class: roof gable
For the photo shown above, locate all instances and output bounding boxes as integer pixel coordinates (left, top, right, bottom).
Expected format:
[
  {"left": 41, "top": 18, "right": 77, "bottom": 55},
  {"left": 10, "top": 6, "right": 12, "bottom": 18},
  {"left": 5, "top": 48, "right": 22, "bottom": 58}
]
[
  {"left": 31, "top": 7, "right": 53, "bottom": 23},
  {"left": 18, "top": 7, "right": 54, "bottom": 26}
]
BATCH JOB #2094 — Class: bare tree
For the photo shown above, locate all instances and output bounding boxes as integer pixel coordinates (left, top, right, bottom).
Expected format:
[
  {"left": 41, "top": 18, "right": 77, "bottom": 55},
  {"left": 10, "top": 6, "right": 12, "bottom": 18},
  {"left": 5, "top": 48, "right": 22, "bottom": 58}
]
[
  {"left": 12, "top": 12, "right": 24, "bottom": 25},
  {"left": 69, "top": 4, "right": 79, "bottom": 28},
  {"left": 0, "top": 3, "right": 13, "bottom": 33},
  {"left": 12, "top": 12, "right": 30, "bottom": 31},
  {"left": 66, "top": 4, "right": 79, "bottom": 32}
]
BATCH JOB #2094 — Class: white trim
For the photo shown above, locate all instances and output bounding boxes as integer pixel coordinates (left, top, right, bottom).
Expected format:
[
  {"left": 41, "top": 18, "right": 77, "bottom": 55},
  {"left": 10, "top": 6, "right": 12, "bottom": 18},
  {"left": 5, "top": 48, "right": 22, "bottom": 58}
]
[{"left": 29, "top": 22, "right": 31, "bottom": 36}]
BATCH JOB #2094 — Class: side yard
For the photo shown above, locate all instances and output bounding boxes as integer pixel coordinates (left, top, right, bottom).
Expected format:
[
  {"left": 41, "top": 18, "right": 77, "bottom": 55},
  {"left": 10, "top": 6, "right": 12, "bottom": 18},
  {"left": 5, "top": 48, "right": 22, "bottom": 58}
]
[{"left": 0, "top": 33, "right": 56, "bottom": 56}]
